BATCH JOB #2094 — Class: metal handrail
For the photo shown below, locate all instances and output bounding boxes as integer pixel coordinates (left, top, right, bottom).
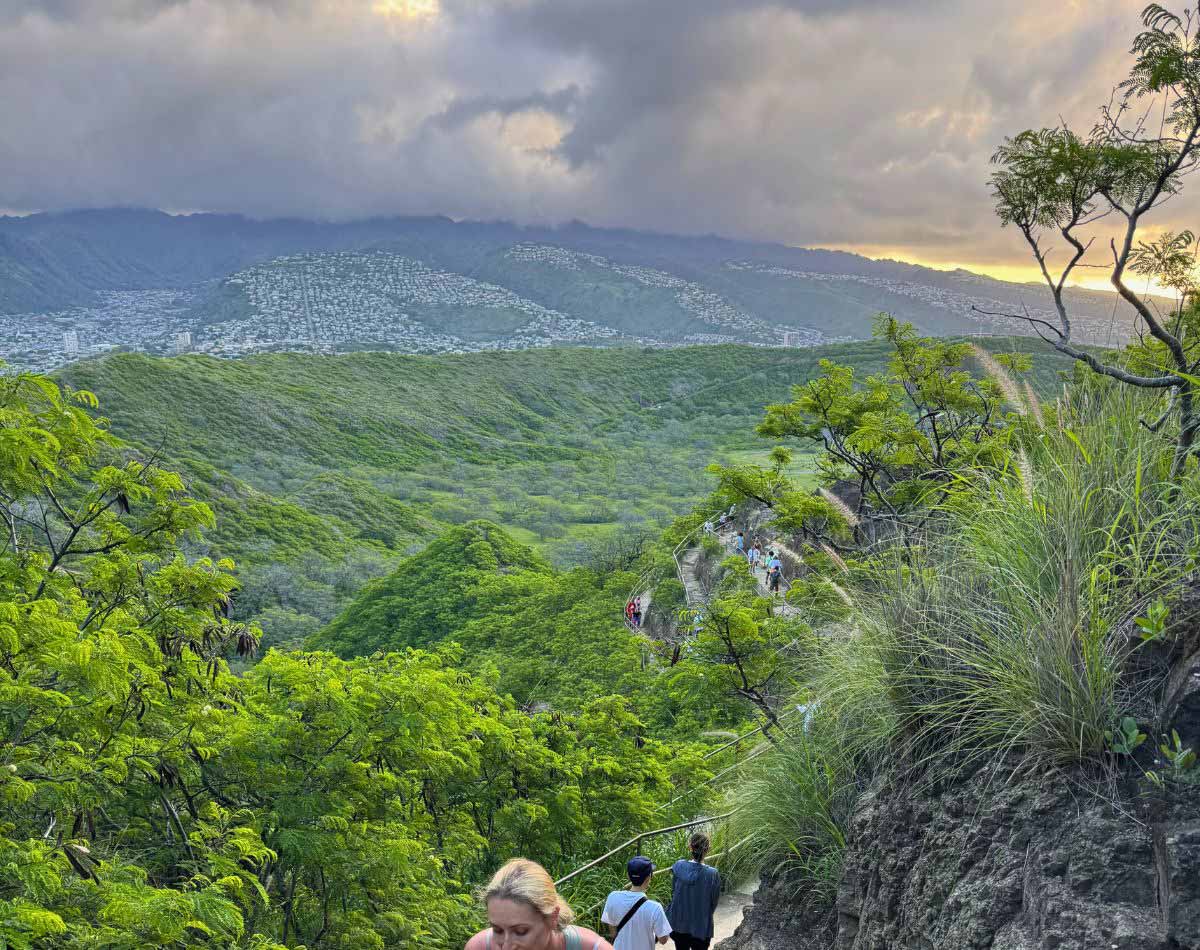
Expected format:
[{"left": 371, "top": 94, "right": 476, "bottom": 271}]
[
  {"left": 702, "top": 703, "right": 803, "bottom": 760},
  {"left": 554, "top": 812, "right": 732, "bottom": 888},
  {"left": 621, "top": 515, "right": 711, "bottom": 632}
]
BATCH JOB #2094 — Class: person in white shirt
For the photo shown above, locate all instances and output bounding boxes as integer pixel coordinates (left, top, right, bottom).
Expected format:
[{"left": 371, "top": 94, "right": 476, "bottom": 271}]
[{"left": 601, "top": 856, "right": 672, "bottom": 950}]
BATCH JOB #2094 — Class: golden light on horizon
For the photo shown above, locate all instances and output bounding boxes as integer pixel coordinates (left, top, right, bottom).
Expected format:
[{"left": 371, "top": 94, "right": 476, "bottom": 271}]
[
  {"left": 823, "top": 245, "right": 1178, "bottom": 301},
  {"left": 371, "top": 0, "right": 439, "bottom": 19}
]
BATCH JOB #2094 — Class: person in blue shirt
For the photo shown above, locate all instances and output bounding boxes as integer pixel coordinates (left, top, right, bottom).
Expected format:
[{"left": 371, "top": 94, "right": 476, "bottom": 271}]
[{"left": 668, "top": 832, "right": 721, "bottom": 950}]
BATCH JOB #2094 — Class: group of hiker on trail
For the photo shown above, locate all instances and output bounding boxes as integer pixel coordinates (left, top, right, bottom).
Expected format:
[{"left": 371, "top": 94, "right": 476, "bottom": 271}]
[
  {"left": 702, "top": 509, "right": 786, "bottom": 596},
  {"left": 465, "top": 832, "right": 722, "bottom": 950},
  {"left": 625, "top": 597, "right": 644, "bottom": 629},
  {"left": 735, "top": 531, "right": 784, "bottom": 595}
]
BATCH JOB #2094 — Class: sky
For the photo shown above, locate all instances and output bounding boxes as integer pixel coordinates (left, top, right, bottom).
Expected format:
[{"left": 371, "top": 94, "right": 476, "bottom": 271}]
[{"left": 0, "top": 0, "right": 1191, "bottom": 286}]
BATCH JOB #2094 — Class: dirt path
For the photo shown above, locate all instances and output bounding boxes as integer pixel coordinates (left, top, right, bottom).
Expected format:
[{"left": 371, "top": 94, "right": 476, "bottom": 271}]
[
  {"left": 677, "top": 545, "right": 706, "bottom": 607},
  {"left": 712, "top": 877, "right": 759, "bottom": 946}
]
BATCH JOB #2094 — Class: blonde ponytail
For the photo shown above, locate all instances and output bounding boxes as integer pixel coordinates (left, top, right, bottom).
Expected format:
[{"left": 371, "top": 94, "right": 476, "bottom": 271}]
[{"left": 480, "top": 859, "right": 575, "bottom": 929}]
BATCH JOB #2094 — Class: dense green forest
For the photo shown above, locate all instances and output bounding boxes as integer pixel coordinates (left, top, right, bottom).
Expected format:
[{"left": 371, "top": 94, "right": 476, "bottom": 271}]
[{"left": 57, "top": 341, "right": 1063, "bottom": 651}]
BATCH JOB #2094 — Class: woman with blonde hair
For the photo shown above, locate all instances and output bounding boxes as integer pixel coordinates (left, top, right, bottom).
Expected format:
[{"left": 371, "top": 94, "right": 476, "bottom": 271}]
[{"left": 465, "top": 858, "right": 614, "bottom": 950}]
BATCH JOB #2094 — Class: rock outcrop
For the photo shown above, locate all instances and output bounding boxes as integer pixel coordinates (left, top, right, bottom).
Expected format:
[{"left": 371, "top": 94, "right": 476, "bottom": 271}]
[{"left": 724, "top": 765, "right": 1200, "bottom": 950}]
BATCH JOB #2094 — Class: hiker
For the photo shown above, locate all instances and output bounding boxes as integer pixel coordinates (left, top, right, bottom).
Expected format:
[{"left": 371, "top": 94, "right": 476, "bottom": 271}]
[
  {"left": 734, "top": 531, "right": 745, "bottom": 555},
  {"left": 668, "top": 832, "right": 721, "bottom": 950},
  {"left": 717, "top": 511, "right": 728, "bottom": 529},
  {"left": 767, "top": 564, "right": 782, "bottom": 594},
  {"left": 632, "top": 597, "right": 643, "bottom": 629},
  {"left": 625, "top": 600, "right": 635, "bottom": 627},
  {"left": 746, "top": 544, "right": 760, "bottom": 572},
  {"left": 600, "top": 856, "right": 672, "bottom": 949},
  {"left": 465, "top": 858, "right": 614, "bottom": 950}
]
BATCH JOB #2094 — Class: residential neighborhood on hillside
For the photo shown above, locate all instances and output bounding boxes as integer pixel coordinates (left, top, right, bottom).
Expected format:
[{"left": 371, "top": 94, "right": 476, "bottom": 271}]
[{"left": 0, "top": 213, "right": 1142, "bottom": 372}]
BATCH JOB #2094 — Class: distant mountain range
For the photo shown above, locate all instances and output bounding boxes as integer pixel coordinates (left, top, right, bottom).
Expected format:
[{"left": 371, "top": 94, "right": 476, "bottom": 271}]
[{"left": 0, "top": 209, "right": 1140, "bottom": 370}]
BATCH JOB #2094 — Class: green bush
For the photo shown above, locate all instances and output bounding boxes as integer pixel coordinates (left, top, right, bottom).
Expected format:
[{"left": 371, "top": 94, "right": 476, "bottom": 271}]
[
  {"left": 895, "top": 383, "right": 1197, "bottom": 768},
  {"left": 720, "top": 719, "right": 858, "bottom": 904}
]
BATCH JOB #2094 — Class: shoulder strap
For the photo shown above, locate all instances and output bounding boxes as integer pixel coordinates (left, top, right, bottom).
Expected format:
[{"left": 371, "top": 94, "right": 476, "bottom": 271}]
[
  {"left": 485, "top": 931, "right": 492, "bottom": 950},
  {"left": 563, "top": 925, "right": 582, "bottom": 950},
  {"left": 614, "top": 896, "right": 648, "bottom": 942}
]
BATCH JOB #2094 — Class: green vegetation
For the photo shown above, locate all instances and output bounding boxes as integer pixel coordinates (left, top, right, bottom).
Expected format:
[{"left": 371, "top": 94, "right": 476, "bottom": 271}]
[
  {"left": 0, "top": 325, "right": 1105, "bottom": 945},
  {"left": 717, "top": 319, "right": 1200, "bottom": 902},
  {"left": 0, "top": 369, "right": 740, "bottom": 948},
  {"left": 58, "top": 342, "right": 997, "bottom": 648},
  {"left": 317, "top": 521, "right": 550, "bottom": 653},
  {"left": 990, "top": 4, "right": 1200, "bottom": 477}
]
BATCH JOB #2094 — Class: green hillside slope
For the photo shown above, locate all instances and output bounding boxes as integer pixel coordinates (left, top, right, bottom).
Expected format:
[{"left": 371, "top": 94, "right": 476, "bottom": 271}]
[
  {"left": 317, "top": 520, "right": 550, "bottom": 653},
  {"left": 57, "top": 340, "right": 1073, "bottom": 648}
]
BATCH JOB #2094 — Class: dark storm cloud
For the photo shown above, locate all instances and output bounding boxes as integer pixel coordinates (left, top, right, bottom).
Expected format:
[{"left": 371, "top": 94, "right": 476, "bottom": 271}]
[{"left": 0, "top": 0, "right": 1183, "bottom": 269}]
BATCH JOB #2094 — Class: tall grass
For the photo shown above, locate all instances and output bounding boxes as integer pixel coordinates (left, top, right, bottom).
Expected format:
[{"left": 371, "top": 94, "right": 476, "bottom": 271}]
[
  {"left": 882, "top": 383, "right": 1200, "bottom": 769},
  {"left": 727, "top": 381, "right": 1200, "bottom": 887},
  {"left": 720, "top": 719, "right": 859, "bottom": 903}
]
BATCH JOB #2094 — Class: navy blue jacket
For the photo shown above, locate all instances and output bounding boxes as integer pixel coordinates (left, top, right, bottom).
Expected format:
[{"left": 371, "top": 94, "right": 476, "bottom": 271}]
[{"left": 668, "top": 859, "right": 721, "bottom": 940}]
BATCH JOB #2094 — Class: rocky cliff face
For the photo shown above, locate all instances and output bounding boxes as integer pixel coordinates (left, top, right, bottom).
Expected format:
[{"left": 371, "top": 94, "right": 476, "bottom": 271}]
[
  {"left": 726, "top": 764, "right": 1200, "bottom": 950},
  {"left": 724, "top": 585, "right": 1200, "bottom": 950}
]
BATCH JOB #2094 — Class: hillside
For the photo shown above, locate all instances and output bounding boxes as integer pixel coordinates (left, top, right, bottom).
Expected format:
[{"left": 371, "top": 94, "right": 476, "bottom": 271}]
[
  {"left": 316, "top": 520, "right": 551, "bottom": 654},
  {"left": 3, "top": 209, "right": 1141, "bottom": 370},
  {"left": 56, "top": 344, "right": 838, "bottom": 644},
  {"left": 57, "top": 339, "right": 1075, "bottom": 653},
  {"left": 0, "top": 370, "right": 739, "bottom": 949}
]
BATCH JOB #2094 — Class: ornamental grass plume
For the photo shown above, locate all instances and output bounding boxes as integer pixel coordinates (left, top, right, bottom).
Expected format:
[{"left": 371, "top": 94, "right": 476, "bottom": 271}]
[
  {"left": 819, "top": 542, "right": 850, "bottom": 574},
  {"left": 970, "top": 344, "right": 1024, "bottom": 413},
  {"left": 826, "top": 579, "right": 855, "bottom": 609},
  {"left": 1023, "top": 381, "right": 1045, "bottom": 429},
  {"left": 819, "top": 487, "right": 860, "bottom": 529},
  {"left": 1015, "top": 446, "right": 1034, "bottom": 504}
]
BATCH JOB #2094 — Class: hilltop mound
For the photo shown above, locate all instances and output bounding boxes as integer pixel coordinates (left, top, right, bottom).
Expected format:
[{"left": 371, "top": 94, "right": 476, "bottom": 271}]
[{"left": 313, "top": 520, "right": 550, "bottom": 655}]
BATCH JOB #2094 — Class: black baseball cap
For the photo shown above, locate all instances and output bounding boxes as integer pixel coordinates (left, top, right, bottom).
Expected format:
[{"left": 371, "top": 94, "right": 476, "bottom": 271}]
[{"left": 627, "top": 855, "right": 654, "bottom": 885}]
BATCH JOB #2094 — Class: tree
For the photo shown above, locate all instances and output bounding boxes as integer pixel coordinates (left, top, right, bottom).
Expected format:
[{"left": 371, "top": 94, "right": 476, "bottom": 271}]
[
  {"left": 986, "top": 4, "right": 1200, "bottom": 477},
  {"left": 711, "top": 316, "right": 1027, "bottom": 545},
  {"left": 0, "top": 371, "right": 729, "bottom": 947},
  {"left": 0, "top": 370, "right": 276, "bottom": 947},
  {"left": 679, "top": 558, "right": 805, "bottom": 737}
]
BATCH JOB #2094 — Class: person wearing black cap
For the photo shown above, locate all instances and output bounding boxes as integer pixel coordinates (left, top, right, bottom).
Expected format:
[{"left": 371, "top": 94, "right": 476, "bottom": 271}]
[{"left": 600, "top": 856, "right": 672, "bottom": 950}]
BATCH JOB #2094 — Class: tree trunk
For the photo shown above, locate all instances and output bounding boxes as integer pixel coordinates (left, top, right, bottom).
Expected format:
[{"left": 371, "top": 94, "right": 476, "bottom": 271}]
[{"left": 1171, "top": 386, "right": 1200, "bottom": 480}]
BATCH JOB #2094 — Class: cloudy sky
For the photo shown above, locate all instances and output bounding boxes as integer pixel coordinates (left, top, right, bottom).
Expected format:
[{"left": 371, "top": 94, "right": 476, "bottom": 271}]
[{"left": 0, "top": 0, "right": 1183, "bottom": 283}]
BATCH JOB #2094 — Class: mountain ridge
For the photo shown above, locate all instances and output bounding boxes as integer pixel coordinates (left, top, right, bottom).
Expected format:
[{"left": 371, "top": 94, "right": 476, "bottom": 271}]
[{"left": 4, "top": 208, "right": 1139, "bottom": 370}]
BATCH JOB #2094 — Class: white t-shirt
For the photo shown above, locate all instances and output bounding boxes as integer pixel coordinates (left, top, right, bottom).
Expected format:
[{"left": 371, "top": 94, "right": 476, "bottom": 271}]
[{"left": 600, "top": 891, "right": 672, "bottom": 950}]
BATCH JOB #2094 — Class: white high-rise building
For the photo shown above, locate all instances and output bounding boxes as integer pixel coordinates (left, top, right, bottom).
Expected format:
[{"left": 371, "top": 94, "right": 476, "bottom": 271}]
[
  {"left": 62, "top": 330, "right": 80, "bottom": 357},
  {"left": 781, "top": 331, "right": 802, "bottom": 347},
  {"left": 174, "top": 331, "right": 192, "bottom": 354}
]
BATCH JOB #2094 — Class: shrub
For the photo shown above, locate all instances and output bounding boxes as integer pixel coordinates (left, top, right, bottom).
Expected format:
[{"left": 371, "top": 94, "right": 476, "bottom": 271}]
[{"left": 720, "top": 718, "right": 859, "bottom": 904}]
